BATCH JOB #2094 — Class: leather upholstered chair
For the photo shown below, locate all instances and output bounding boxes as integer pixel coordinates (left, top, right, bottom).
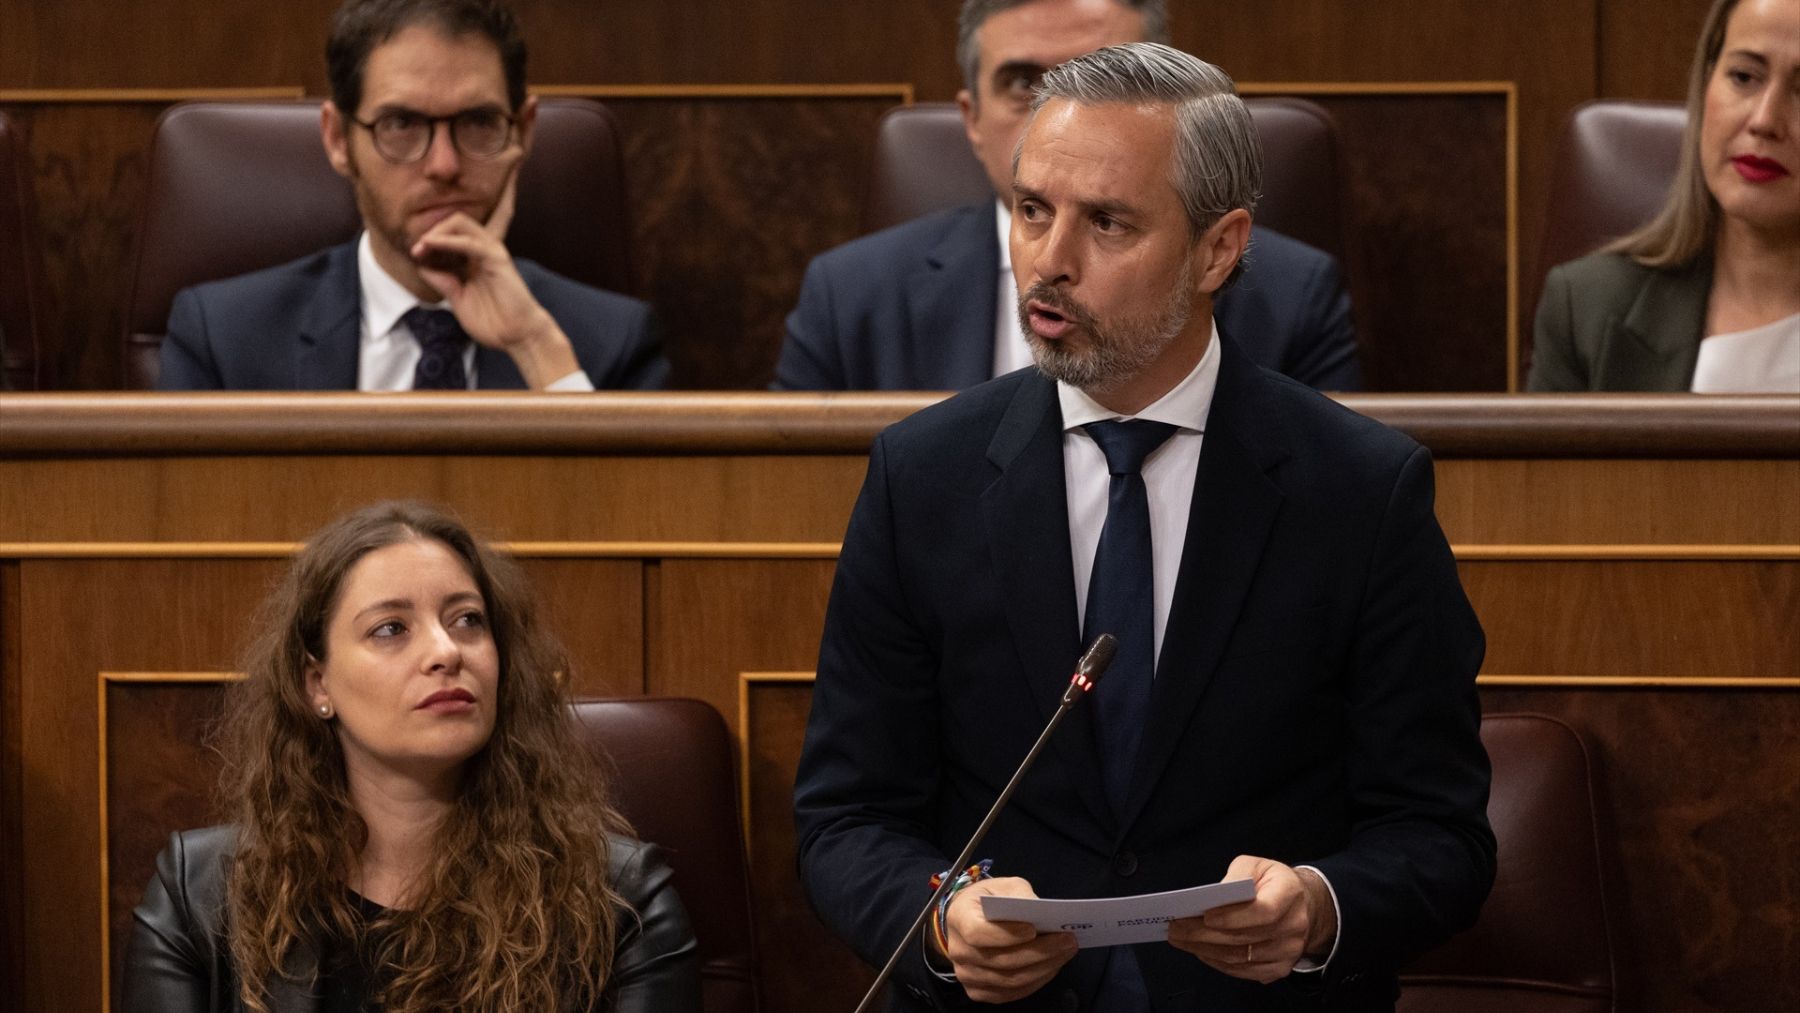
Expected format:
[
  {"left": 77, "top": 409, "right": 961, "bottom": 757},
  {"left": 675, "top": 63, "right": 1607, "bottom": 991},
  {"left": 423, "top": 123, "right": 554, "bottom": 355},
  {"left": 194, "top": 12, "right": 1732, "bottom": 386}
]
[
  {"left": 860, "top": 98, "right": 1347, "bottom": 262},
  {"left": 122, "top": 97, "right": 634, "bottom": 388},
  {"left": 1, "top": 110, "right": 49, "bottom": 389},
  {"left": 1537, "top": 100, "right": 1685, "bottom": 294},
  {"left": 1398, "top": 712, "right": 1619, "bottom": 1013},
  {"left": 571, "top": 697, "right": 759, "bottom": 1013}
]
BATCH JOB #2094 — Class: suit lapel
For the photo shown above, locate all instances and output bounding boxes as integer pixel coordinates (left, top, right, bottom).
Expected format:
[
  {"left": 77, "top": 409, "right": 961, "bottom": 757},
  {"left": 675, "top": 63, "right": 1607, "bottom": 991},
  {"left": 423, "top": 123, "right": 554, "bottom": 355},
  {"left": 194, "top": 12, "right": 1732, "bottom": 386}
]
[
  {"left": 980, "top": 375, "right": 1116, "bottom": 835},
  {"left": 909, "top": 204, "right": 1000, "bottom": 389},
  {"left": 1603, "top": 259, "right": 1709, "bottom": 390},
  {"left": 1120, "top": 343, "right": 1285, "bottom": 831},
  {"left": 296, "top": 243, "right": 365, "bottom": 390}
]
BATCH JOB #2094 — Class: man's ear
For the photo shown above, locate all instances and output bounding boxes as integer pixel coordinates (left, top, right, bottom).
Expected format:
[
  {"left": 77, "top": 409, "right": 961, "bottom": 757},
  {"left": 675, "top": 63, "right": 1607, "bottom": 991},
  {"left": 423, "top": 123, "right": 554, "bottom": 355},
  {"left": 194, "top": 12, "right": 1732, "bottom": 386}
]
[
  {"left": 957, "top": 88, "right": 981, "bottom": 150},
  {"left": 514, "top": 94, "right": 538, "bottom": 155},
  {"left": 1194, "top": 208, "right": 1253, "bottom": 295},
  {"left": 321, "top": 101, "right": 354, "bottom": 179}
]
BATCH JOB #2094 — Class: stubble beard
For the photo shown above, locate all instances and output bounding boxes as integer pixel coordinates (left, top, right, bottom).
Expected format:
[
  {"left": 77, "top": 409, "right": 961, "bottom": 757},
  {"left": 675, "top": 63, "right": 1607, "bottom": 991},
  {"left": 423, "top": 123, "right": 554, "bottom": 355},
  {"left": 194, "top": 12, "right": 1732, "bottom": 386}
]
[{"left": 1019, "top": 256, "right": 1196, "bottom": 395}]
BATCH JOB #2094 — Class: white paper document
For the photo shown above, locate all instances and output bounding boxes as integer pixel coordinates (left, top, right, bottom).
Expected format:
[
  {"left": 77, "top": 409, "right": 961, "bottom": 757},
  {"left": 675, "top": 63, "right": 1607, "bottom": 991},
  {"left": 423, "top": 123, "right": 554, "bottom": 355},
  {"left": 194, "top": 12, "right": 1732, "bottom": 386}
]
[{"left": 978, "top": 878, "right": 1257, "bottom": 948}]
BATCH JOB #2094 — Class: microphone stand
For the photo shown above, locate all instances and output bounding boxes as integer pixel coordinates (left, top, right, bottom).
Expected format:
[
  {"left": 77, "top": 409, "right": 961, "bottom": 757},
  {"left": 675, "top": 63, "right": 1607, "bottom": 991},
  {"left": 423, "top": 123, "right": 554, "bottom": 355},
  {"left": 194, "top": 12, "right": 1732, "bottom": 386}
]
[{"left": 851, "top": 635, "right": 1116, "bottom": 1013}]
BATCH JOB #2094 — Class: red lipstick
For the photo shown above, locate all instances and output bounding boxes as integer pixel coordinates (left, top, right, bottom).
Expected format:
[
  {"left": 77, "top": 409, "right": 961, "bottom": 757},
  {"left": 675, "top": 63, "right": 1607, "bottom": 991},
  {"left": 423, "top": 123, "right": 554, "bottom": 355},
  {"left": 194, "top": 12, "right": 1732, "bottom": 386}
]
[{"left": 1732, "top": 155, "right": 1790, "bottom": 183}]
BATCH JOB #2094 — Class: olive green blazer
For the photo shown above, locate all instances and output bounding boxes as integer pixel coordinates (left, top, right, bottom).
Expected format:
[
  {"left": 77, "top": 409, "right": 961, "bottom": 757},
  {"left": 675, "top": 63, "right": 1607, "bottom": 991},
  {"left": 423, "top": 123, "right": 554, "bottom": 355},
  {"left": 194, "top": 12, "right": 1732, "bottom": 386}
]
[{"left": 1528, "top": 250, "right": 1710, "bottom": 392}]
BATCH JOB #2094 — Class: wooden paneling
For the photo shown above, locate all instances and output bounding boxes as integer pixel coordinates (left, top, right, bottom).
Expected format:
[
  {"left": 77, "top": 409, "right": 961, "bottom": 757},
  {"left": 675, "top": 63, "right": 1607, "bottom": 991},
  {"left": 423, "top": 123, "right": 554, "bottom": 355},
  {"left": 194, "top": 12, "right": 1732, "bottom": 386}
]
[
  {"left": 607, "top": 96, "right": 895, "bottom": 388},
  {"left": 742, "top": 676, "right": 870, "bottom": 1012},
  {"left": 1434, "top": 458, "right": 1800, "bottom": 544},
  {"left": 1480, "top": 688, "right": 1800, "bottom": 1012},
  {"left": 0, "top": 560, "right": 19, "bottom": 1013},
  {"left": 651, "top": 559, "right": 836, "bottom": 737},
  {"left": 1599, "top": 0, "right": 1712, "bottom": 100},
  {"left": 4, "top": 397, "right": 1797, "bottom": 1011},
  {"left": 1464, "top": 559, "right": 1800, "bottom": 677},
  {"left": 1303, "top": 92, "right": 1509, "bottom": 391},
  {"left": 17, "top": 558, "right": 281, "bottom": 1011}
]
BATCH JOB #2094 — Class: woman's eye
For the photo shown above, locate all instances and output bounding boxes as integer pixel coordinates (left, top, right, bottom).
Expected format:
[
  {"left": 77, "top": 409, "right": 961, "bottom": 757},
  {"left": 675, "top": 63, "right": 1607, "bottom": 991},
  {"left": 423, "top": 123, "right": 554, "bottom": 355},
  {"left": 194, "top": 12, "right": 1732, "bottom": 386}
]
[
  {"left": 370, "top": 620, "right": 404, "bottom": 639},
  {"left": 453, "top": 610, "right": 488, "bottom": 629}
]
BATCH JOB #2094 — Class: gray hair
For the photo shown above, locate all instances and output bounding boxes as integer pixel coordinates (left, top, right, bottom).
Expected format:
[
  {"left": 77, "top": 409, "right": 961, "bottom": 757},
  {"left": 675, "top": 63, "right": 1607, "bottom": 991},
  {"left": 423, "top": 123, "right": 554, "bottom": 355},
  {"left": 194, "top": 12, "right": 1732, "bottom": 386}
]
[
  {"left": 1021, "top": 43, "right": 1263, "bottom": 285},
  {"left": 957, "top": 0, "right": 1171, "bottom": 100}
]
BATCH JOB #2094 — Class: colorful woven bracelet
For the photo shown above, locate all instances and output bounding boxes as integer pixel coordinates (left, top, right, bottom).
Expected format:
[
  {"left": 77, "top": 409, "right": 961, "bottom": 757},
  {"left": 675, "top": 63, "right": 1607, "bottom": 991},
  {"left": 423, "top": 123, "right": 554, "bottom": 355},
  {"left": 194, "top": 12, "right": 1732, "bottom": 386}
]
[{"left": 928, "top": 858, "right": 994, "bottom": 956}]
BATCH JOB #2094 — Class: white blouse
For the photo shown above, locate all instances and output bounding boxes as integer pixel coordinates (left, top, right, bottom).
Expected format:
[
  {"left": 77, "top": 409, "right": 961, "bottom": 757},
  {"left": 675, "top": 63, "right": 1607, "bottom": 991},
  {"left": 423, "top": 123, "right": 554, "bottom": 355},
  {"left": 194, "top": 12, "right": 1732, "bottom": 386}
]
[{"left": 1692, "top": 311, "right": 1800, "bottom": 393}]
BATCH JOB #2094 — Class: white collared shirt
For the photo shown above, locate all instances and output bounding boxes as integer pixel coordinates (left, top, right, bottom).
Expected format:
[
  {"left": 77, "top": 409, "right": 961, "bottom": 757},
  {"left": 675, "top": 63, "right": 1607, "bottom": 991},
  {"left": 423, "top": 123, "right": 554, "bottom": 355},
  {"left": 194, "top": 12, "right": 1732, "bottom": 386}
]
[
  {"left": 992, "top": 201, "right": 1034, "bottom": 378},
  {"left": 354, "top": 232, "right": 593, "bottom": 391},
  {"left": 1058, "top": 325, "right": 1220, "bottom": 667},
  {"left": 1056, "top": 331, "right": 1342, "bottom": 971},
  {"left": 356, "top": 232, "right": 477, "bottom": 391}
]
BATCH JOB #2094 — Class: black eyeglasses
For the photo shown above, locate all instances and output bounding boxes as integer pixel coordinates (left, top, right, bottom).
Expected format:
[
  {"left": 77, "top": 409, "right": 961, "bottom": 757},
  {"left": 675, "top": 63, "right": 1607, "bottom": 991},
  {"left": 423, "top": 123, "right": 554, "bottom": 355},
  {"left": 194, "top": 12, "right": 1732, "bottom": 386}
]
[{"left": 349, "top": 108, "right": 516, "bottom": 164}]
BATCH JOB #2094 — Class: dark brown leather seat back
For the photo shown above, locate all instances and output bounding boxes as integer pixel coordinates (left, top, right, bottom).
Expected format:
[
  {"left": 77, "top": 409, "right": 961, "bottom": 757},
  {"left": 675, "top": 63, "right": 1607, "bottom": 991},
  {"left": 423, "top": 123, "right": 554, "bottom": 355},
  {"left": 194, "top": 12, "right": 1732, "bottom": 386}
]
[
  {"left": 1399, "top": 712, "right": 1618, "bottom": 1013},
  {"left": 861, "top": 98, "right": 1346, "bottom": 262},
  {"left": 572, "top": 697, "right": 759, "bottom": 1013},
  {"left": 123, "top": 97, "right": 633, "bottom": 388},
  {"left": 1539, "top": 100, "right": 1685, "bottom": 282},
  {"left": 1, "top": 110, "right": 48, "bottom": 390}
]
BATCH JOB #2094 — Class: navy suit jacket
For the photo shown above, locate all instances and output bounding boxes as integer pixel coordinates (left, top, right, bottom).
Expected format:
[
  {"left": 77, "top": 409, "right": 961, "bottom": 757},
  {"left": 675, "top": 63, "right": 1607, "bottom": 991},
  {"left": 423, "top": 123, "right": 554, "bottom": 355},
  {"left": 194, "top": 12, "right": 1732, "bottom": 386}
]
[
  {"left": 793, "top": 341, "right": 1492, "bottom": 1011},
  {"left": 156, "top": 241, "right": 668, "bottom": 390},
  {"left": 775, "top": 203, "right": 1360, "bottom": 392}
]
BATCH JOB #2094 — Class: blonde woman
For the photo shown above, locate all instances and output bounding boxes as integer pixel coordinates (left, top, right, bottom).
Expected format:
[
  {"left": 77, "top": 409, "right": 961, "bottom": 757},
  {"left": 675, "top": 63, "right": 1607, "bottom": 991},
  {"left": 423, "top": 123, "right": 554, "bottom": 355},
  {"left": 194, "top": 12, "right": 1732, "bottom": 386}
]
[
  {"left": 125, "top": 502, "right": 700, "bottom": 1012},
  {"left": 1531, "top": 0, "right": 1799, "bottom": 391}
]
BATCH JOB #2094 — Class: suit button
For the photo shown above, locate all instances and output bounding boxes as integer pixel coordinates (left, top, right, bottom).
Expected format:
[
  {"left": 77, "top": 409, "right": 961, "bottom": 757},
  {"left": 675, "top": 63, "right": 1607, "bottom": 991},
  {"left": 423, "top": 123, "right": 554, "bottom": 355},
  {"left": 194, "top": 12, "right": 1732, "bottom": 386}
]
[
  {"left": 1113, "top": 850, "right": 1138, "bottom": 876},
  {"left": 1056, "top": 987, "right": 1080, "bottom": 1012}
]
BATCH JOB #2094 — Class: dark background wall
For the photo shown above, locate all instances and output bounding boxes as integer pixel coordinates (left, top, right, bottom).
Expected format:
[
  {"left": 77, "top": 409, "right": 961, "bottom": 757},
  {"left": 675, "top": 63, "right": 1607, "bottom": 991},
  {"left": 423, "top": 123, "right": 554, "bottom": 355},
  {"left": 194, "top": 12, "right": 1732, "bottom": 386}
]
[{"left": 1, "top": 0, "right": 1709, "bottom": 391}]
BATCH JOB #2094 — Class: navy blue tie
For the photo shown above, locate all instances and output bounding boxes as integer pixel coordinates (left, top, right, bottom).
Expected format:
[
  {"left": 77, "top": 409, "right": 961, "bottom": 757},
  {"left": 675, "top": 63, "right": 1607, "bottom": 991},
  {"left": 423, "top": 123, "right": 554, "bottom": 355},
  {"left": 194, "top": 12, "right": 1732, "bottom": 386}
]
[
  {"left": 403, "top": 307, "right": 470, "bottom": 390},
  {"left": 1082, "top": 419, "right": 1177, "bottom": 811},
  {"left": 1082, "top": 419, "right": 1174, "bottom": 1013}
]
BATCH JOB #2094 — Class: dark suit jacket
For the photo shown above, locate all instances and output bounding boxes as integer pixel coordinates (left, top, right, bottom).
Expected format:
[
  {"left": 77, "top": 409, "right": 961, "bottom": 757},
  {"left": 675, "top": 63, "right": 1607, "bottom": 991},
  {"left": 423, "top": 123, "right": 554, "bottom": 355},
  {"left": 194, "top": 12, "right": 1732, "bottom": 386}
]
[
  {"left": 156, "top": 241, "right": 668, "bottom": 390},
  {"left": 124, "top": 825, "right": 701, "bottom": 1013},
  {"left": 1528, "top": 250, "right": 1709, "bottom": 392},
  {"left": 774, "top": 203, "right": 1360, "bottom": 392},
  {"left": 793, "top": 341, "right": 1493, "bottom": 1012}
]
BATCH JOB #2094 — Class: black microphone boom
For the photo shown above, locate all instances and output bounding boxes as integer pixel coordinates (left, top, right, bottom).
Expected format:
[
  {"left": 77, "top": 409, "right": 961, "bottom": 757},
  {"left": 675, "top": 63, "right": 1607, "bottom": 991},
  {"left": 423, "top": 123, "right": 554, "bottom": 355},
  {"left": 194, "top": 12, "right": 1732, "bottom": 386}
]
[{"left": 850, "top": 634, "right": 1118, "bottom": 1013}]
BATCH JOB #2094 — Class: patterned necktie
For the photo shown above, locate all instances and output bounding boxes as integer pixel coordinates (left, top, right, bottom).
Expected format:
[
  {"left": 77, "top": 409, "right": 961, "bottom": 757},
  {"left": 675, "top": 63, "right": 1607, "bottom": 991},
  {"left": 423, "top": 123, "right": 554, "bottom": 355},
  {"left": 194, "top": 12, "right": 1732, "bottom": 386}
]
[
  {"left": 403, "top": 307, "right": 470, "bottom": 390},
  {"left": 1081, "top": 418, "right": 1177, "bottom": 811}
]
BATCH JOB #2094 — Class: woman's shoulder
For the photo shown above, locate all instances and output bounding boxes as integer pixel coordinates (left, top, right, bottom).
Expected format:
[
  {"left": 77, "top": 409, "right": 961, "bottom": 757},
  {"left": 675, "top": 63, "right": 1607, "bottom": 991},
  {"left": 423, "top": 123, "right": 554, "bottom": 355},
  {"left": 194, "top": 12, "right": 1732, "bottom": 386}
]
[{"left": 1548, "top": 249, "right": 1661, "bottom": 291}]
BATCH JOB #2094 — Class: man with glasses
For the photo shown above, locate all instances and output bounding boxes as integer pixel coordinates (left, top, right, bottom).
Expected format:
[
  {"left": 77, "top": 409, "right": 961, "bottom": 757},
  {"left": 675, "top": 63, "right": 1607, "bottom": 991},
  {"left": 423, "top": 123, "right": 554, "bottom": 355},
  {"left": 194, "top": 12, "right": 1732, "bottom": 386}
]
[
  {"left": 157, "top": 0, "right": 666, "bottom": 391},
  {"left": 774, "top": 0, "right": 1359, "bottom": 394}
]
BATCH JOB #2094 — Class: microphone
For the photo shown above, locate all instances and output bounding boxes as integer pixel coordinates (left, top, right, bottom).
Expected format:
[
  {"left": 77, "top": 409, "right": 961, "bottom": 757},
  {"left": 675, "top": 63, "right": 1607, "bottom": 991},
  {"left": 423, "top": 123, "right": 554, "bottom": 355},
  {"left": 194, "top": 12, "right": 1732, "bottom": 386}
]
[{"left": 851, "top": 634, "right": 1118, "bottom": 1013}]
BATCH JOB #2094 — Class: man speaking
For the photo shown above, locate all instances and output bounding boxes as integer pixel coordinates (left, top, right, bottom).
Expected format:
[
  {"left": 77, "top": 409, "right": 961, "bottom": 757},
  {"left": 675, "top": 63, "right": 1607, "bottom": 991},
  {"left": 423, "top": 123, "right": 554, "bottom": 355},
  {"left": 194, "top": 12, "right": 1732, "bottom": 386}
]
[{"left": 793, "top": 43, "right": 1493, "bottom": 1012}]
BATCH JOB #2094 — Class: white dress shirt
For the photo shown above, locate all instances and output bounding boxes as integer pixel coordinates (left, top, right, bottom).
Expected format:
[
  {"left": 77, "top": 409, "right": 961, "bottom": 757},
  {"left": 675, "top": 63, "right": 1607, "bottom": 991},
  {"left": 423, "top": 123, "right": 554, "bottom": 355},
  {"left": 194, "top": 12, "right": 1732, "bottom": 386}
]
[
  {"left": 1057, "top": 329, "right": 1341, "bottom": 970},
  {"left": 991, "top": 201, "right": 1034, "bottom": 378},
  {"left": 354, "top": 231, "right": 593, "bottom": 391},
  {"left": 1692, "top": 311, "right": 1800, "bottom": 393}
]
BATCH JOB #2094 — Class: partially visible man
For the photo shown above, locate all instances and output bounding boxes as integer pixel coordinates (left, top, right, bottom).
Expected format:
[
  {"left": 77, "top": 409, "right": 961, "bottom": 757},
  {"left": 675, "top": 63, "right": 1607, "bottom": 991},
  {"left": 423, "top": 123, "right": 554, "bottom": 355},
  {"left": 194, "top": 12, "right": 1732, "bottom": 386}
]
[
  {"left": 794, "top": 43, "right": 1489, "bottom": 1011},
  {"left": 158, "top": 0, "right": 665, "bottom": 391},
  {"left": 774, "top": 0, "right": 1358, "bottom": 393}
]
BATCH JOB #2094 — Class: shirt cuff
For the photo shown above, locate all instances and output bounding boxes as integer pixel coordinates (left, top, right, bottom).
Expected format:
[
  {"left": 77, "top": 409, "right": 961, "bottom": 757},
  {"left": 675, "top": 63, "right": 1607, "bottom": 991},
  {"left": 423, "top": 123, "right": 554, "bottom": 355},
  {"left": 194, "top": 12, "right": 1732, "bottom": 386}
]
[
  {"left": 544, "top": 370, "right": 595, "bottom": 392},
  {"left": 1290, "top": 865, "right": 1341, "bottom": 973}
]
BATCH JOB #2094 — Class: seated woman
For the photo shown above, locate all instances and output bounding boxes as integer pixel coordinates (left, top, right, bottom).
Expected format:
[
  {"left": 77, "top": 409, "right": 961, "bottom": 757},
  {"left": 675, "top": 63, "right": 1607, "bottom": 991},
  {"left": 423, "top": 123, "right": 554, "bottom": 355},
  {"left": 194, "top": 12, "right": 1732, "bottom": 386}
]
[
  {"left": 124, "top": 501, "right": 700, "bottom": 1012},
  {"left": 1531, "top": 0, "right": 1799, "bottom": 392}
]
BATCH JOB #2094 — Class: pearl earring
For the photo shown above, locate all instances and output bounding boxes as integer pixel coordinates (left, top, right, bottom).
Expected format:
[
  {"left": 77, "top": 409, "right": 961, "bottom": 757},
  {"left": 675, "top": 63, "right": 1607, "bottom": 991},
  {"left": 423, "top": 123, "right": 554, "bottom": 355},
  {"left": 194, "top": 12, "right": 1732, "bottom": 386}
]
[{"left": 318, "top": 704, "right": 333, "bottom": 718}]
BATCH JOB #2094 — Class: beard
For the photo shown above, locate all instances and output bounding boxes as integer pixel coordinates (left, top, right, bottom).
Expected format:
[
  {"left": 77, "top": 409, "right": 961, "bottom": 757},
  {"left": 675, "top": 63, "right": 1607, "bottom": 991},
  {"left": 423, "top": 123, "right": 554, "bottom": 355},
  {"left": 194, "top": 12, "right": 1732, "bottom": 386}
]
[
  {"left": 1017, "top": 257, "right": 1195, "bottom": 394},
  {"left": 343, "top": 144, "right": 487, "bottom": 276}
]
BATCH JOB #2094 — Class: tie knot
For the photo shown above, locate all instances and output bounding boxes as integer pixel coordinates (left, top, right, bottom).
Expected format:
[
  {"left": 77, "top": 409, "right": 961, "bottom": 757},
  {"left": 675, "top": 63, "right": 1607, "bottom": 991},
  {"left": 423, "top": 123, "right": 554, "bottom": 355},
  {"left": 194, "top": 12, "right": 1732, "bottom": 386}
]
[
  {"left": 1084, "top": 419, "right": 1177, "bottom": 475},
  {"left": 403, "top": 307, "right": 466, "bottom": 352}
]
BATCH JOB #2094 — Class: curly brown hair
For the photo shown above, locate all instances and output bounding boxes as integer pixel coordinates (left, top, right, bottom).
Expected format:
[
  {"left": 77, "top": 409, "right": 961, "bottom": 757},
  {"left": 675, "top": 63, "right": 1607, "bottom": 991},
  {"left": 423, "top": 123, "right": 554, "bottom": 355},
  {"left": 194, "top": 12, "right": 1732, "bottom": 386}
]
[{"left": 216, "top": 501, "right": 628, "bottom": 1011}]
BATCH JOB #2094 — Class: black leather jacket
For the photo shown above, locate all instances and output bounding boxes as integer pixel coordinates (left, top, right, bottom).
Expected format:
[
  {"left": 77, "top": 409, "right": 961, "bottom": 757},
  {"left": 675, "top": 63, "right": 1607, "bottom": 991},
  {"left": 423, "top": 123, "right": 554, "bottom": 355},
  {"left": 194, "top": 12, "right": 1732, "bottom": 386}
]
[{"left": 124, "top": 825, "right": 702, "bottom": 1012}]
